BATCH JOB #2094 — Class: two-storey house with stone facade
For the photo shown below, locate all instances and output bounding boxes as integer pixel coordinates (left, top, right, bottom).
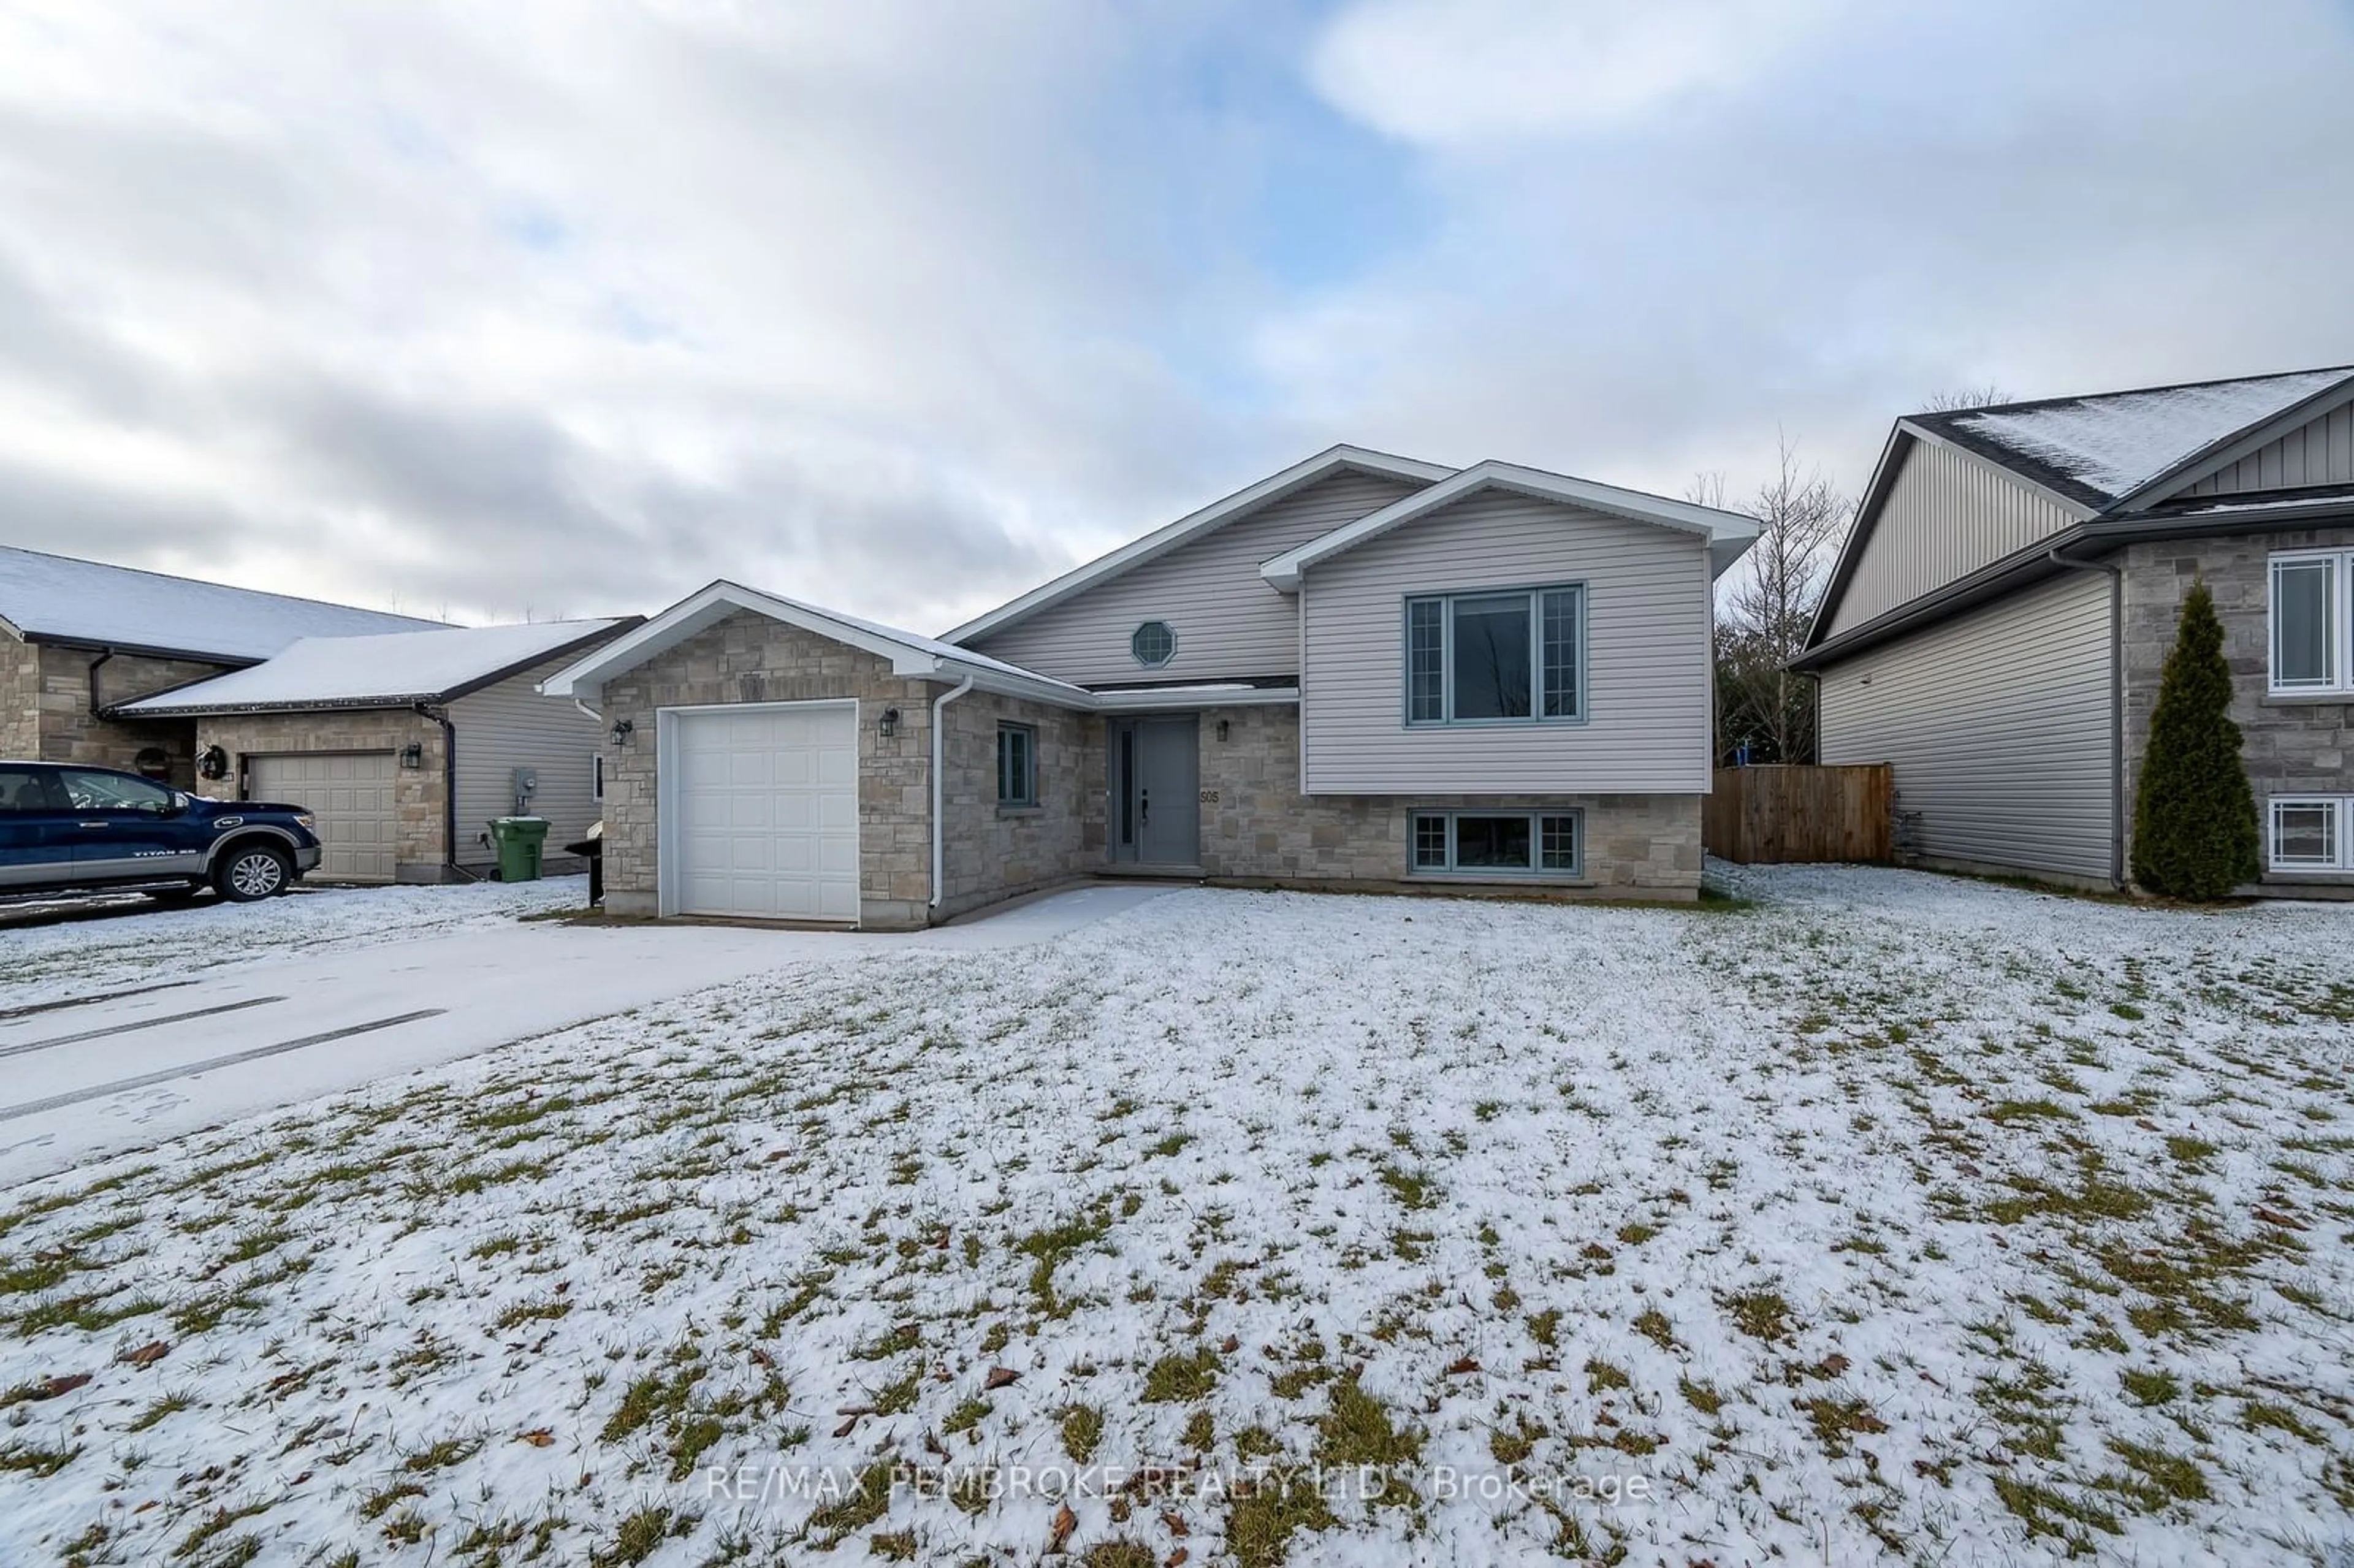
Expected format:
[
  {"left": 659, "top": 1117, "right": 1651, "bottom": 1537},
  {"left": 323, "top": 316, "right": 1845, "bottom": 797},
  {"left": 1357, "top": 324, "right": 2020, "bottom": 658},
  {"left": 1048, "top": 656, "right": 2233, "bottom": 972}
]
[
  {"left": 543, "top": 447, "right": 1757, "bottom": 928},
  {"left": 1794, "top": 365, "right": 2354, "bottom": 895}
]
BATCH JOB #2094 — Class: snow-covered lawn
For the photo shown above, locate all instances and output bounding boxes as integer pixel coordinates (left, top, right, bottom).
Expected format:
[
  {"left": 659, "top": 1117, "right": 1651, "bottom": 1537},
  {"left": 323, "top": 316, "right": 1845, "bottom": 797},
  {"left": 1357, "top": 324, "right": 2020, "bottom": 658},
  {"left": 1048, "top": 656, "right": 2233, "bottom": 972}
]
[
  {"left": 2, "top": 867, "right": 2350, "bottom": 1567},
  {"left": 0, "top": 877, "right": 587, "bottom": 1008}
]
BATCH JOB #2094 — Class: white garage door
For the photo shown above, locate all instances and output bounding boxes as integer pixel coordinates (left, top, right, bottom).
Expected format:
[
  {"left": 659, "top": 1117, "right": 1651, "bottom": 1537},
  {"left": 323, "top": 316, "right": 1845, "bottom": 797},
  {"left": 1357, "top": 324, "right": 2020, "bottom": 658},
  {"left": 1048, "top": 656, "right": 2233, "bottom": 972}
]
[
  {"left": 249, "top": 752, "right": 398, "bottom": 883},
  {"left": 669, "top": 703, "right": 859, "bottom": 922}
]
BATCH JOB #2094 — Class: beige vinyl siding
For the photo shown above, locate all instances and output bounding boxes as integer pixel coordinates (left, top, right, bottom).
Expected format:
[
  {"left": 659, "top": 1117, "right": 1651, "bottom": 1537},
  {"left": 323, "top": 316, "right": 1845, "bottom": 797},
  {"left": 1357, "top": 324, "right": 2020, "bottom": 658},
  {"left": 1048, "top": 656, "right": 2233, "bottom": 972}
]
[
  {"left": 448, "top": 655, "right": 607, "bottom": 865},
  {"left": 2184, "top": 400, "right": 2354, "bottom": 496},
  {"left": 1826, "top": 440, "right": 2082, "bottom": 636},
  {"left": 1299, "top": 490, "right": 1713, "bottom": 795},
  {"left": 1818, "top": 572, "right": 2114, "bottom": 882},
  {"left": 964, "top": 470, "right": 1419, "bottom": 685}
]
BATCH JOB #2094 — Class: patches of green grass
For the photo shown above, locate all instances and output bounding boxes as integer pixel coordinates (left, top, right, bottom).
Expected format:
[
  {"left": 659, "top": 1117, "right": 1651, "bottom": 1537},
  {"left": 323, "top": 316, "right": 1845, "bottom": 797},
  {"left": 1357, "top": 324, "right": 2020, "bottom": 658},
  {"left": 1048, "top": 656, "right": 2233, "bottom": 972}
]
[
  {"left": 803, "top": 1460, "right": 894, "bottom": 1545},
  {"left": 1723, "top": 1290, "right": 1792, "bottom": 1341},
  {"left": 2120, "top": 1369, "right": 2179, "bottom": 1406},
  {"left": 1224, "top": 1469, "right": 1338, "bottom": 1568},
  {"left": 0, "top": 1440, "right": 79, "bottom": 1477},
  {"left": 1142, "top": 1347, "right": 1219, "bottom": 1403},
  {"left": 1583, "top": 1359, "right": 1631, "bottom": 1395},
  {"left": 1060, "top": 1404, "right": 1103, "bottom": 1466},
  {"left": 1376, "top": 1165, "right": 1436, "bottom": 1211},
  {"left": 1013, "top": 1205, "right": 1113, "bottom": 1319}
]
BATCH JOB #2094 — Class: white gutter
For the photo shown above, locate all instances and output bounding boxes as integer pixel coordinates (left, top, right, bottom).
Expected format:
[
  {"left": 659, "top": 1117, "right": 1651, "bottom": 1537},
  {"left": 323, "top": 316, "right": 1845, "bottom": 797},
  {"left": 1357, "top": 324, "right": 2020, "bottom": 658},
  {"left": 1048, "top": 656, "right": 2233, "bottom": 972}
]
[
  {"left": 571, "top": 697, "right": 601, "bottom": 725},
  {"left": 928, "top": 674, "right": 976, "bottom": 912}
]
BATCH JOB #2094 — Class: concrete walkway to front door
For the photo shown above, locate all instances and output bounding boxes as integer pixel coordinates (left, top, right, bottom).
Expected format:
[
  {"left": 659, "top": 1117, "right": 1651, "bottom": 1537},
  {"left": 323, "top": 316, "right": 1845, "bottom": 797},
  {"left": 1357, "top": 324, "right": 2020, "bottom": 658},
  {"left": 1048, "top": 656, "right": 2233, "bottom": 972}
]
[{"left": 0, "top": 882, "right": 1179, "bottom": 1187}]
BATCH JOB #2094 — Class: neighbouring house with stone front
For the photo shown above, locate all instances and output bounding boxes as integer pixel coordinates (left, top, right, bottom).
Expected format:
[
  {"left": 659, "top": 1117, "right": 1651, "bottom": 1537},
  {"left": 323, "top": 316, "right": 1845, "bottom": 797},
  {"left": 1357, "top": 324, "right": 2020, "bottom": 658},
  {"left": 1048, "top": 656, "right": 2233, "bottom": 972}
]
[
  {"left": 2, "top": 544, "right": 635, "bottom": 883},
  {"left": 0, "top": 544, "right": 444, "bottom": 788},
  {"left": 1794, "top": 364, "right": 2354, "bottom": 896},
  {"left": 119, "top": 619, "right": 633, "bottom": 882},
  {"left": 542, "top": 447, "right": 1758, "bottom": 927}
]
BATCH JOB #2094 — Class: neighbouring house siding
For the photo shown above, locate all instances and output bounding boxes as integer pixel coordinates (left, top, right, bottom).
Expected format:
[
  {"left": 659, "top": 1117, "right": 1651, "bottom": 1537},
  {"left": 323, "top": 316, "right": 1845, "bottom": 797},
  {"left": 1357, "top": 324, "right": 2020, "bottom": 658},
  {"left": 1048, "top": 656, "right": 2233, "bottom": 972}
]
[
  {"left": 448, "top": 653, "right": 610, "bottom": 868},
  {"left": 937, "top": 695, "right": 1100, "bottom": 918},
  {"left": 1824, "top": 440, "right": 2082, "bottom": 637},
  {"left": 1297, "top": 492, "right": 1713, "bottom": 796},
  {"left": 2182, "top": 402, "right": 2354, "bottom": 497},
  {"left": 38, "top": 644, "right": 230, "bottom": 786},
  {"left": 1818, "top": 571, "right": 2114, "bottom": 883},
  {"left": 0, "top": 636, "right": 36, "bottom": 760},
  {"left": 596, "top": 611, "right": 940, "bottom": 929},
  {"left": 194, "top": 709, "right": 449, "bottom": 881},
  {"left": 2119, "top": 525, "right": 2354, "bottom": 889},
  {"left": 1193, "top": 702, "right": 1701, "bottom": 897},
  {"left": 963, "top": 470, "right": 1420, "bottom": 686}
]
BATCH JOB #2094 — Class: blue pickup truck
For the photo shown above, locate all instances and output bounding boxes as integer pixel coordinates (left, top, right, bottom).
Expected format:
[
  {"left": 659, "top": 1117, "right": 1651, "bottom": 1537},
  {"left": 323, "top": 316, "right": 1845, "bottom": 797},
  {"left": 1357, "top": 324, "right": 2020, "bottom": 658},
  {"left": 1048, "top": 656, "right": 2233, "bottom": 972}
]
[{"left": 0, "top": 761, "right": 323, "bottom": 904}]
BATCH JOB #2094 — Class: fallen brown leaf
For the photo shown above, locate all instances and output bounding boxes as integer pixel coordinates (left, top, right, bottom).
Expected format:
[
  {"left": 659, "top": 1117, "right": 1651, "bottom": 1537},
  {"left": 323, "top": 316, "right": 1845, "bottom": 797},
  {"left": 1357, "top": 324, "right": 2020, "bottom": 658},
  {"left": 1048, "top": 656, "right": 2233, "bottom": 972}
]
[
  {"left": 1049, "top": 1502, "right": 1077, "bottom": 1553},
  {"left": 117, "top": 1341, "right": 169, "bottom": 1368},
  {"left": 1445, "top": 1356, "right": 1481, "bottom": 1376},
  {"left": 985, "top": 1366, "right": 1018, "bottom": 1390},
  {"left": 29, "top": 1374, "right": 90, "bottom": 1400},
  {"left": 519, "top": 1429, "right": 554, "bottom": 1448}
]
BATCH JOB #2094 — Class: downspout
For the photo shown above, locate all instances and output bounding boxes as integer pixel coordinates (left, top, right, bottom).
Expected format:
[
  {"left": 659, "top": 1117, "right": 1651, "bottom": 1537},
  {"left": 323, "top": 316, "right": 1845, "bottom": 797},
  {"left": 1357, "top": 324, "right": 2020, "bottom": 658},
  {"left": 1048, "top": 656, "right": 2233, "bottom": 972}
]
[
  {"left": 85, "top": 648, "right": 115, "bottom": 718},
  {"left": 414, "top": 702, "right": 466, "bottom": 883},
  {"left": 929, "top": 675, "right": 976, "bottom": 915},
  {"left": 2046, "top": 543, "right": 2127, "bottom": 889}
]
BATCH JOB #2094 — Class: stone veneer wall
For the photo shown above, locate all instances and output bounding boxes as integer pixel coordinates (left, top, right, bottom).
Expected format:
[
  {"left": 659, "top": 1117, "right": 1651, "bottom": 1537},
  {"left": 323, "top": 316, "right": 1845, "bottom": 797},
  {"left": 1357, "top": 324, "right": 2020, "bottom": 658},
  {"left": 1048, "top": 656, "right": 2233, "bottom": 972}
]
[
  {"left": 34, "top": 644, "right": 227, "bottom": 786},
  {"left": 1193, "top": 703, "right": 1702, "bottom": 899},
  {"left": 597, "top": 612, "right": 941, "bottom": 928},
  {"left": 0, "top": 637, "right": 36, "bottom": 761},
  {"left": 937, "top": 694, "right": 1100, "bottom": 919},
  {"left": 2120, "top": 526, "right": 2354, "bottom": 890},
  {"left": 196, "top": 709, "right": 450, "bottom": 881}
]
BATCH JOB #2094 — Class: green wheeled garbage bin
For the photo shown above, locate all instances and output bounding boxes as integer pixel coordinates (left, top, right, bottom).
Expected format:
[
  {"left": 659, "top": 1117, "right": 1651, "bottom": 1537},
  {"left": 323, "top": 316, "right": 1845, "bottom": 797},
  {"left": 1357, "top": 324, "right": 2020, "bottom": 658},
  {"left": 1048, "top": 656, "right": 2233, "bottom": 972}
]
[{"left": 489, "top": 816, "right": 549, "bottom": 882}]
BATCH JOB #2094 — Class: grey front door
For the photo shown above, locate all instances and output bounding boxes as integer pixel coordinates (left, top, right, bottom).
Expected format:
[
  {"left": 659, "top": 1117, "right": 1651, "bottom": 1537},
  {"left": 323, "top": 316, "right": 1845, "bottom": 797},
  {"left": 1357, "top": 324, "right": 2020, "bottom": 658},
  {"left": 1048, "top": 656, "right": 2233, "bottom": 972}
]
[{"left": 1113, "top": 717, "right": 1198, "bottom": 866}]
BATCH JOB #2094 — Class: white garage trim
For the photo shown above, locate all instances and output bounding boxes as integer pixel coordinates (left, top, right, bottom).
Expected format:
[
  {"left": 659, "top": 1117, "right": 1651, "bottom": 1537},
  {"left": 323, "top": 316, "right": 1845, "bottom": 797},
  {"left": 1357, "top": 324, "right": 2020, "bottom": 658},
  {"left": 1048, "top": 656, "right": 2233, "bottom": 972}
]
[{"left": 655, "top": 699, "right": 861, "bottom": 924}]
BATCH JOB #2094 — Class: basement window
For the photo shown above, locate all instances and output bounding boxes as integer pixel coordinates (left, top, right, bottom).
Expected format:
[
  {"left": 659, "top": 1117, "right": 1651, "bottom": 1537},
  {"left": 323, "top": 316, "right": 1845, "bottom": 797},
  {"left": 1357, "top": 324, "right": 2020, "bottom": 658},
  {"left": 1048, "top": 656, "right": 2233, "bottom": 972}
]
[
  {"left": 1409, "top": 810, "right": 1581, "bottom": 877},
  {"left": 2269, "top": 796, "right": 2350, "bottom": 872}
]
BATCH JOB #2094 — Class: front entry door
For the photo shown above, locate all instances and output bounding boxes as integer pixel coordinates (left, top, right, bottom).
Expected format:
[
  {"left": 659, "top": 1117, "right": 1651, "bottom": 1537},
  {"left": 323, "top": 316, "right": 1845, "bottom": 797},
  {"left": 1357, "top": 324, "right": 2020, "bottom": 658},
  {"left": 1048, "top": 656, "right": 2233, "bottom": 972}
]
[{"left": 1112, "top": 717, "right": 1199, "bottom": 867}]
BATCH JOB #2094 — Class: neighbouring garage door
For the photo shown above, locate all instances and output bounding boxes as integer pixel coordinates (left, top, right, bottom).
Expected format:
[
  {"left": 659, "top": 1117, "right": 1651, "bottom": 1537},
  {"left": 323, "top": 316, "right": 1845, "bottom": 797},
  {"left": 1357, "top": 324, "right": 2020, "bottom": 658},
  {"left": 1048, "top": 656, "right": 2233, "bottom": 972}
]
[
  {"left": 669, "top": 703, "right": 859, "bottom": 921},
  {"left": 249, "top": 752, "right": 398, "bottom": 883}
]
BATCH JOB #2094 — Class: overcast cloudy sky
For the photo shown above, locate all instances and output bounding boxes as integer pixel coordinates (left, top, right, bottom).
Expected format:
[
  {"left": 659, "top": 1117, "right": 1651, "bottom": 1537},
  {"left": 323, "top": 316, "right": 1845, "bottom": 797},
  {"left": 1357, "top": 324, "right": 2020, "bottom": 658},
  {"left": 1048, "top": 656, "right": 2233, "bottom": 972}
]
[{"left": 2, "top": 1, "right": 2350, "bottom": 631}]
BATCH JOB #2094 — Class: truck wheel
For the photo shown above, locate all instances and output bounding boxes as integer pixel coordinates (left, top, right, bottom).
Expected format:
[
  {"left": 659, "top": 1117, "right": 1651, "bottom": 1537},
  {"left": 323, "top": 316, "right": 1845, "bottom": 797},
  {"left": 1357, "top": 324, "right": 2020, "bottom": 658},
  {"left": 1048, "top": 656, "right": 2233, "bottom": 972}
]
[{"left": 215, "top": 843, "right": 291, "bottom": 902}]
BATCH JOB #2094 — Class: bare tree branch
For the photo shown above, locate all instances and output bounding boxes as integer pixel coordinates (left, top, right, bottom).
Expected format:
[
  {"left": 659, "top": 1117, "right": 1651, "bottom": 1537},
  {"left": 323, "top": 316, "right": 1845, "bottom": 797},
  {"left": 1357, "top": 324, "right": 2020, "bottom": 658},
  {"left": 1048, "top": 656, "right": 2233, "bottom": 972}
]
[
  {"left": 1713, "top": 432, "right": 1848, "bottom": 764},
  {"left": 1921, "top": 384, "right": 2011, "bottom": 412}
]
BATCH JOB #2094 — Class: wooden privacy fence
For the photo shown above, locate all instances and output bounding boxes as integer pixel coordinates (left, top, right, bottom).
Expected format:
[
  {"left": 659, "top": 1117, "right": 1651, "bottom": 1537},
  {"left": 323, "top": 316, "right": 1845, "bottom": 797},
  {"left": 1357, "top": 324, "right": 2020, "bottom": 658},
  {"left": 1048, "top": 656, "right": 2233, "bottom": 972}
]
[{"left": 1703, "top": 764, "right": 1893, "bottom": 865}]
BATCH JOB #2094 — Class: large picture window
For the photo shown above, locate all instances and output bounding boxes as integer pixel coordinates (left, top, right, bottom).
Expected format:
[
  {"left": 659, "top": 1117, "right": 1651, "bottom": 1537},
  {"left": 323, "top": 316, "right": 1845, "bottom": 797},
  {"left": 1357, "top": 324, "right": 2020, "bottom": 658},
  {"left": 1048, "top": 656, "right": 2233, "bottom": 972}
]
[
  {"left": 1404, "top": 586, "right": 1584, "bottom": 725},
  {"left": 2270, "top": 550, "right": 2352, "bottom": 694},
  {"left": 1409, "top": 810, "right": 1581, "bottom": 877}
]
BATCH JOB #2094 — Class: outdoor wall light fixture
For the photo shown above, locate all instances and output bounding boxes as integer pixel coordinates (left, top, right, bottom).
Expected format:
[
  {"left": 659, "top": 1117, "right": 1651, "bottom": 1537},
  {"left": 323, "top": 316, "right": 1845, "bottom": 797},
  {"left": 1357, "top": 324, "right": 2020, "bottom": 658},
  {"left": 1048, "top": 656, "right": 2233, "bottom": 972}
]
[
  {"left": 1216, "top": 719, "right": 1230, "bottom": 742},
  {"left": 610, "top": 718, "right": 635, "bottom": 745},
  {"left": 879, "top": 707, "right": 902, "bottom": 739},
  {"left": 397, "top": 742, "right": 424, "bottom": 770}
]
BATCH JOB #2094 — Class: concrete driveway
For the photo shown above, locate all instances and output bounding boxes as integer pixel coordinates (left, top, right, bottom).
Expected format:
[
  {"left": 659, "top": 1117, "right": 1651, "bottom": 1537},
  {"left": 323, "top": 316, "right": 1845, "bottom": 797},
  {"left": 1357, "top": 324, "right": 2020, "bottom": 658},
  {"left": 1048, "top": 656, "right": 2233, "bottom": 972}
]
[{"left": 0, "top": 882, "right": 1176, "bottom": 1188}]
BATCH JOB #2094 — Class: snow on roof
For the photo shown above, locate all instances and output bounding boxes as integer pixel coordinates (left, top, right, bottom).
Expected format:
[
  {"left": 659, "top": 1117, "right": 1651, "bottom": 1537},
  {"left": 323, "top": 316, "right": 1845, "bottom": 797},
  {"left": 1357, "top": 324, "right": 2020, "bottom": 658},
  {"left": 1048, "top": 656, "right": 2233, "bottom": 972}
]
[
  {"left": 0, "top": 546, "right": 445, "bottom": 663},
  {"left": 119, "top": 620, "right": 623, "bottom": 712},
  {"left": 1935, "top": 367, "right": 2354, "bottom": 507}
]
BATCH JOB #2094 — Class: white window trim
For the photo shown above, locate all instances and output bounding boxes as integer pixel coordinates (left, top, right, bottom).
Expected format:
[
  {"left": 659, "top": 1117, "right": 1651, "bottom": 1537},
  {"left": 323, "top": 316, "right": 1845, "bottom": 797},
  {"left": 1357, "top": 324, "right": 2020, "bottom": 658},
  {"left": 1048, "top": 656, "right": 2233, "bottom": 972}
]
[
  {"left": 1408, "top": 809, "right": 1583, "bottom": 878},
  {"left": 2268, "top": 548, "right": 2353, "bottom": 696},
  {"left": 2268, "top": 795, "right": 2352, "bottom": 873},
  {"left": 1402, "top": 583, "right": 1587, "bottom": 728}
]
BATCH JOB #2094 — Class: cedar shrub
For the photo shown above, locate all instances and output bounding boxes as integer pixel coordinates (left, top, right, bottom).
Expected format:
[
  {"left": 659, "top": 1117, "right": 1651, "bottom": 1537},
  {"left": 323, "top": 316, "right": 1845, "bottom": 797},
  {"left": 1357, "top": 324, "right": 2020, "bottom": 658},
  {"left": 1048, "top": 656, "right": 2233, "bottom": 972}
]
[{"left": 2131, "top": 580, "right": 2259, "bottom": 898}]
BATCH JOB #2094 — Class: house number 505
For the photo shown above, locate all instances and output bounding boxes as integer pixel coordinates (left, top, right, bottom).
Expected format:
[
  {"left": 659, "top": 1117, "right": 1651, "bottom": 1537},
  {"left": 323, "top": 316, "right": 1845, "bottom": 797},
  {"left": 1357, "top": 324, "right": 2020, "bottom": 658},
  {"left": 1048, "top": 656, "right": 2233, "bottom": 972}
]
[{"left": 1198, "top": 790, "right": 1219, "bottom": 804}]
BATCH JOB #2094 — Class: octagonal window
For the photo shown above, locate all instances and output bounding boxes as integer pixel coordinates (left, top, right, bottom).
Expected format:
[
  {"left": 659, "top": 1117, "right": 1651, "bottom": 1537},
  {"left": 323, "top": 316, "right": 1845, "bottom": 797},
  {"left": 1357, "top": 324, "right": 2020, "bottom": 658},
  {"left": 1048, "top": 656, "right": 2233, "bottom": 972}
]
[{"left": 1130, "top": 620, "right": 1177, "bottom": 668}]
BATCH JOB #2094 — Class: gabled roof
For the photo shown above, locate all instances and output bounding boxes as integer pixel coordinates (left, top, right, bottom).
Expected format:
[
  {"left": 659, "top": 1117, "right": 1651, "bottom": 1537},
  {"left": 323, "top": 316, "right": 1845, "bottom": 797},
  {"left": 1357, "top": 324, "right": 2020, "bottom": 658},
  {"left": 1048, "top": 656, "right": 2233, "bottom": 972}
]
[
  {"left": 941, "top": 445, "right": 1454, "bottom": 645},
  {"left": 1258, "top": 460, "right": 1761, "bottom": 591},
  {"left": 541, "top": 581, "right": 1097, "bottom": 709},
  {"left": 0, "top": 544, "right": 444, "bottom": 664},
  {"left": 1801, "top": 364, "right": 2354, "bottom": 666},
  {"left": 1911, "top": 365, "right": 2354, "bottom": 512},
  {"left": 116, "top": 620, "right": 631, "bottom": 714}
]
